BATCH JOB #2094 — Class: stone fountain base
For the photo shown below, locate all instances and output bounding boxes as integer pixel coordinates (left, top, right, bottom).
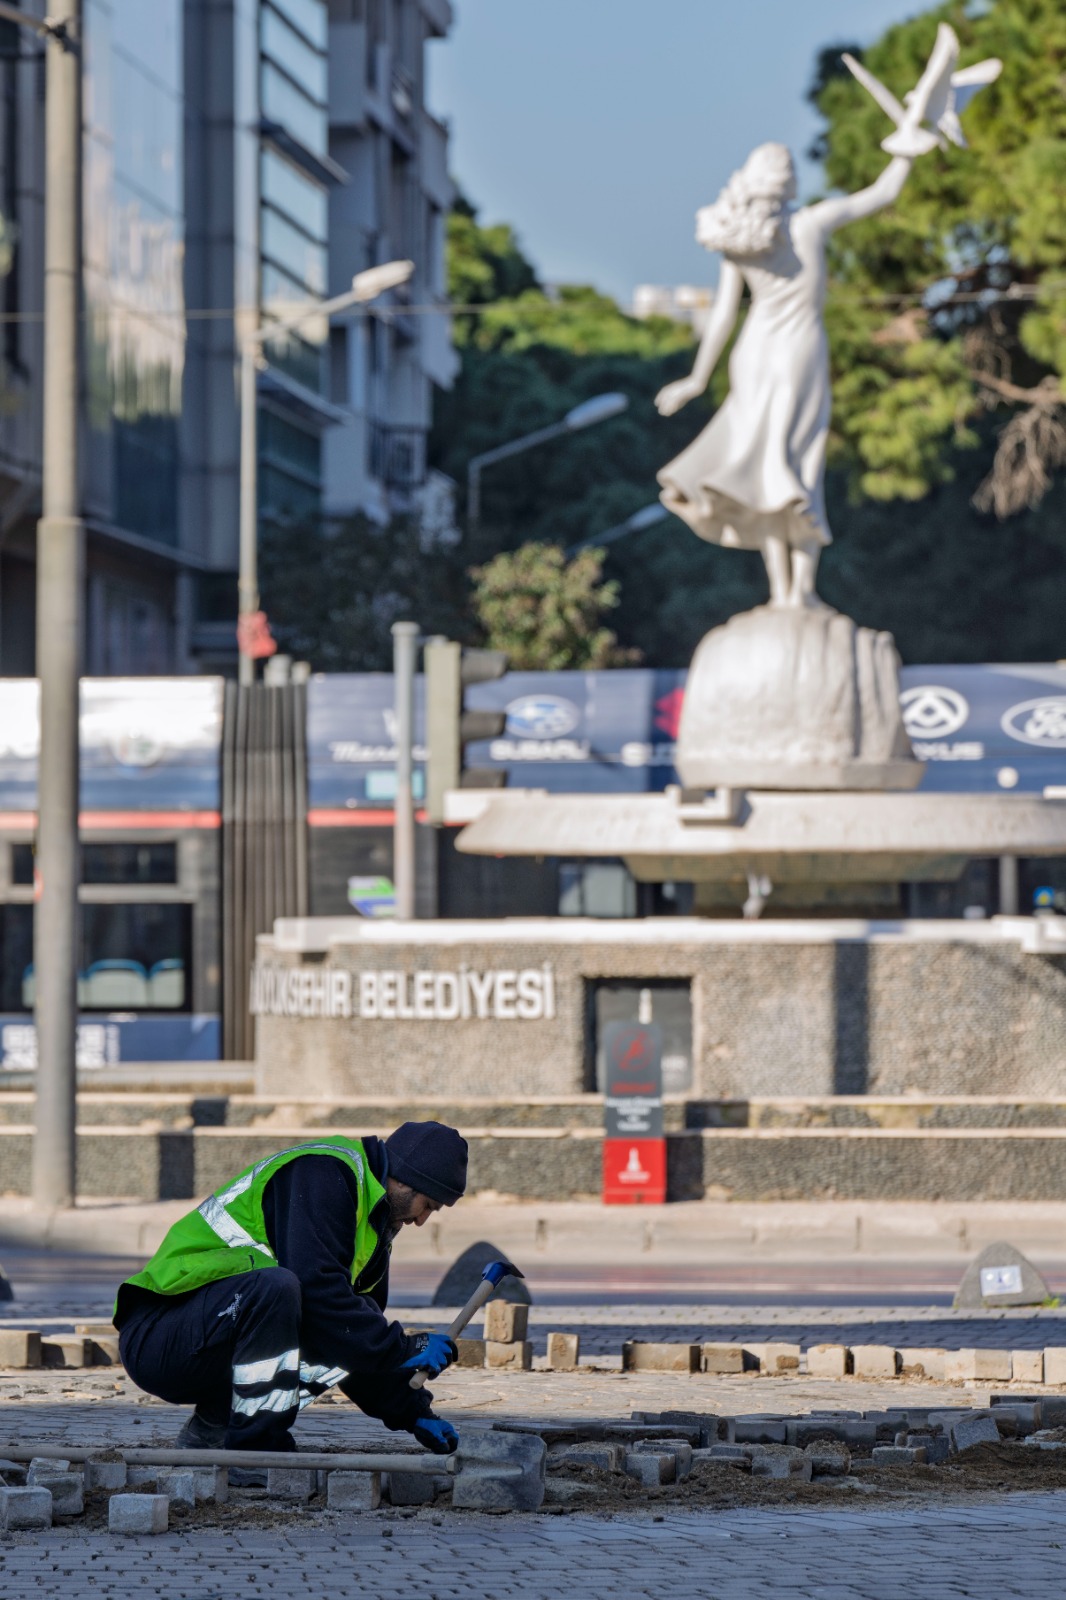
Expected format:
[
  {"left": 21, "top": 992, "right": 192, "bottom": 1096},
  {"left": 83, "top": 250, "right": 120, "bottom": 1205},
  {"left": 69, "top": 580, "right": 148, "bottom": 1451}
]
[{"left": 676, "top": 604, "right": 922, "bottom": 792}]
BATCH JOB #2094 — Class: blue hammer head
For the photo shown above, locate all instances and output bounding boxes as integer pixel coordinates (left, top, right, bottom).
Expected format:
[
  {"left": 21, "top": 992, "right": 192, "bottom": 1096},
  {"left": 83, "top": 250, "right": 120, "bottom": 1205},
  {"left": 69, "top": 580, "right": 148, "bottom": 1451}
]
[{"left": 482, "top": 1260, "right": 523, "bottom": 1289}]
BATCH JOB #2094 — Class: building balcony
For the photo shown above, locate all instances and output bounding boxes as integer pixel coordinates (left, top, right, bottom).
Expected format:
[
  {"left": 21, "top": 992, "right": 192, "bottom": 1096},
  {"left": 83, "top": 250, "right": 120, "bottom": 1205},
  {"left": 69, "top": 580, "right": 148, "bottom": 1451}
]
[{"left": 368, "top": 423, "right": 427, "bottom": 493}]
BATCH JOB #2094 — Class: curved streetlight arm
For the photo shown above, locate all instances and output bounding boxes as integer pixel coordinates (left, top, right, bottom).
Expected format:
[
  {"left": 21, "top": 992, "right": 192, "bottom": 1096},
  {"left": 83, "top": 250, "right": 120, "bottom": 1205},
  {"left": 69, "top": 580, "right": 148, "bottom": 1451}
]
[
  {"left": 0, "top": 3, "right": 76, "bottom": 47},
  {"left": 467, "top": 419, "right": 570, "bottom": 524},
  {"left": 244, "top": 261, "right": 414, "bottom": 352},
  {"left": 467, "top": 392, "right": 629, "bottom": 532},
  {"left": 566, "top": 502, "right": 669, "bottom": 558}
]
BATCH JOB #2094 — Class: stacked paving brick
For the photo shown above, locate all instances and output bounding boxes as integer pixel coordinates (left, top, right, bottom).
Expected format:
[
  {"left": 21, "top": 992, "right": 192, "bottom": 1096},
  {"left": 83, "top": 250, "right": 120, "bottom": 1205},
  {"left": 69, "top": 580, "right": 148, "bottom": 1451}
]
[{"left": 4, "top": 1329, "right": 1066, "bottom": 1382}]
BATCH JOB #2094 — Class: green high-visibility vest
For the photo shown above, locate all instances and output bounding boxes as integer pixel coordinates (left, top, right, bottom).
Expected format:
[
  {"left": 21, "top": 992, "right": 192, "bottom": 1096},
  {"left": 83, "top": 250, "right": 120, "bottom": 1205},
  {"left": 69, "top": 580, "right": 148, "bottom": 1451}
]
[{"left": 120, "top": 1137, "right": 387, "bottom": 1303}]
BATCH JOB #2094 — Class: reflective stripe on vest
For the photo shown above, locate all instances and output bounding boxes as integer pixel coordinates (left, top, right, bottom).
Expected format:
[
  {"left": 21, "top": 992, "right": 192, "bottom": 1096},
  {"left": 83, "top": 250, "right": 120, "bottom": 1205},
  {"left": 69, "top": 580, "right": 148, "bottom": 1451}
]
[{"left": 195, "top": 1141, "right": 371, "bottom": 1259}]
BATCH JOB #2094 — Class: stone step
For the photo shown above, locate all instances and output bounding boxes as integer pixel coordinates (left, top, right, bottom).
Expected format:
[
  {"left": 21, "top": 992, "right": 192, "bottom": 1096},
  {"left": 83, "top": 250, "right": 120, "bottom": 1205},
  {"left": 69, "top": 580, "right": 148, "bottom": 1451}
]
[
  {"left": 5, "top": 1122, "right": 1066, "bottom": 1201},
  {"left": 3, "top": 1091, "right": 1066, "bottom": 1132}
]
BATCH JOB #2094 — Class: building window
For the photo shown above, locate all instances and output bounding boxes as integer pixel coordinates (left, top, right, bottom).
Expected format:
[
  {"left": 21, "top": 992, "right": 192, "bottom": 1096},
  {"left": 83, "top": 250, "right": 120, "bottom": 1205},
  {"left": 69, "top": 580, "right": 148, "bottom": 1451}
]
[
  {"left": 270, "top": 0, "right": 328, "bottom": 52},
  {"left": 559, "top": 861, "right": 637, "bottom": 919},
  {"left": 260, "top": 408, "right": 321, "bottom": 527},
  {"left": 261, "top": 60, "right": 328, "bottom": 156},
  {"left": 261, "top": 146, "right": 328, "bottom": 241},
  {"left": 262, "top": 4, "right": 327, "bottom": 103}
]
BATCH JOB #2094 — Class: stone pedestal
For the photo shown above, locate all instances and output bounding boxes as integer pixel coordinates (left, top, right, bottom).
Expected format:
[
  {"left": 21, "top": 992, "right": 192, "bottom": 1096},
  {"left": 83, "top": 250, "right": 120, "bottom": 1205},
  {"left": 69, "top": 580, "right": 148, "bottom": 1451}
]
[{"left": 676, "top": 604, "right": 922, "bottom": 791}]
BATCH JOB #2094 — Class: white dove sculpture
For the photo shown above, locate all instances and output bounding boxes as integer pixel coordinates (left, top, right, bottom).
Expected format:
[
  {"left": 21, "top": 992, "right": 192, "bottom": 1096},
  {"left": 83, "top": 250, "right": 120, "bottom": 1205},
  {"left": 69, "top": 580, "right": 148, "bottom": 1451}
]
[{"left": 843, "top": 22, "right": 1002, "bottom": 157}]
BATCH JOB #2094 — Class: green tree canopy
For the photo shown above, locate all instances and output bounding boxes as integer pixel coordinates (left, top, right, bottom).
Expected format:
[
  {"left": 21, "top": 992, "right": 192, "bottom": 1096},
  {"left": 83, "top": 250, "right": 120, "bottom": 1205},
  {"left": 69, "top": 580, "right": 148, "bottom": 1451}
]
[
  {"left": 469, "top": 542, "right": 636, "bottom": 670},
  {"left": 814, "top": 0, "right": 1066, "bottom": 513},
  {"left": 431, "top": 199, "right": 697, "bottom": 571}
]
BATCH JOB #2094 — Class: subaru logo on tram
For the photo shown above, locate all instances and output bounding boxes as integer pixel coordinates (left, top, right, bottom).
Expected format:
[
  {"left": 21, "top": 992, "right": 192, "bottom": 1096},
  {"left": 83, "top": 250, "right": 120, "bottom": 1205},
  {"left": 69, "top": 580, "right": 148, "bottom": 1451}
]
[{"left": 504, "top": 695, "right": 580, "bottom": 739}]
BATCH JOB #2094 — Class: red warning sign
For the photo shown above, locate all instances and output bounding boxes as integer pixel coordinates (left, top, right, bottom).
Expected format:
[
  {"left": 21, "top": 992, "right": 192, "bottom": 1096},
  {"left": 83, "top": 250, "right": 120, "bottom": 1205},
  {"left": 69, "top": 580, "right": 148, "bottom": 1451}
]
[{"left": 602, "top": 1137, "right": 666, "bottom": 1205}]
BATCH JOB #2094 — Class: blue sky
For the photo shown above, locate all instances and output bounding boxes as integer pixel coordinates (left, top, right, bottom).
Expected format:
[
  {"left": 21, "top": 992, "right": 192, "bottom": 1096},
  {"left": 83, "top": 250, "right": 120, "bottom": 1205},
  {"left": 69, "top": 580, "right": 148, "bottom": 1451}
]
[{"left": 428, "top": 0, "right": 928, "bottom": 304}]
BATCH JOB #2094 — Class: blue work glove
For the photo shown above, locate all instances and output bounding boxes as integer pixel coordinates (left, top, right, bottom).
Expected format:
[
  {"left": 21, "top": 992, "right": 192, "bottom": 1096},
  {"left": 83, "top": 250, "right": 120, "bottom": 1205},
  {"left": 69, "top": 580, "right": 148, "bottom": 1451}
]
[
  {"left": 413, "top": 1415, "right": 459, "bottom": 1455},
  {"left": 400, "top": 1332, "right": 458, "bottom": 1379}
]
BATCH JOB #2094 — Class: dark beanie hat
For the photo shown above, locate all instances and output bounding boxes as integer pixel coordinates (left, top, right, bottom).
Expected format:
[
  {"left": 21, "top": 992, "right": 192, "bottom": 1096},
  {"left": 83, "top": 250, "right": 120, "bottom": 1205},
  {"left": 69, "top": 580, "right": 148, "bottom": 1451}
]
[{"left": 385, "top": 1121, "right": 468, "bottom": 1206}]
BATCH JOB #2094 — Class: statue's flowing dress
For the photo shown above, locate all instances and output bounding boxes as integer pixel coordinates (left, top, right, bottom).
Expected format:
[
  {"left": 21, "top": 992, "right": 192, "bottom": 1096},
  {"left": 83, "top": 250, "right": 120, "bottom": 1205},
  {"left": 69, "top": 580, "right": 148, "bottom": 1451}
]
[{"left": 658, "top": 206, "right": 833, "bottom": 553}]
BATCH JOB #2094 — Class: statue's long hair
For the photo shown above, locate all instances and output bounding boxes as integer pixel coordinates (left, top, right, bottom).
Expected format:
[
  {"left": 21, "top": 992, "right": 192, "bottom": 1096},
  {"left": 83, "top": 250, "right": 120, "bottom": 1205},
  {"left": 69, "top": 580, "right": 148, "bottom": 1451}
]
[{"left": 696, "top": 142, "right": 797, "bottom": 257}]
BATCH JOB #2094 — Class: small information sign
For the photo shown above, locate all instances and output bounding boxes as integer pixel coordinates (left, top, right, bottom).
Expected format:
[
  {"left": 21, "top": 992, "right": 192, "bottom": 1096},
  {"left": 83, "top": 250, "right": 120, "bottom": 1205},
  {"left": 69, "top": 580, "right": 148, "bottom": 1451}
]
[
  {"left": 602, "top": 1020, "right": 666, "bottom": 1204},
  {"left": 980, "top": 1264, "right": 1023, "bottom": 1298}
]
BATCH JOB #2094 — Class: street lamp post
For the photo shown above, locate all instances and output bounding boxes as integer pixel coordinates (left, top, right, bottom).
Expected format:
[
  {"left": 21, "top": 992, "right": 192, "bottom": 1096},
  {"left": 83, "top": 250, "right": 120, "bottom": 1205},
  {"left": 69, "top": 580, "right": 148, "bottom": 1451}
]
[
  {"left": 565, "top": 500, "right": 669, "bottom": 558},
  {"left": 237, "top": 260, "right": 414, "bottom": 686},
  {"left": 0, "top": 0, "right": 86, "bottom": 1210},
  {"left": 466, "top": 392, "right": 628, "bottom": 538}
]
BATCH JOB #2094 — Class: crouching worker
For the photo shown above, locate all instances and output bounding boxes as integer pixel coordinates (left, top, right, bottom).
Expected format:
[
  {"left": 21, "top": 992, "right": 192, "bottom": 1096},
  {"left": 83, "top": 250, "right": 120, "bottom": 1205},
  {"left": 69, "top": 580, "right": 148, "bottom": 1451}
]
[{"left": 113, "top": 1121, "right": 467, "bottom": 1457}]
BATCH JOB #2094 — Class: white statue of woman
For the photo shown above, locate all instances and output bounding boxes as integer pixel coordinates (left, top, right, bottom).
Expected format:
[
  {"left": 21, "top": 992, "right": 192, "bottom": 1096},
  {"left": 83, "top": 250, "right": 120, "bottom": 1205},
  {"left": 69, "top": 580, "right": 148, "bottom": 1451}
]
[{"left": 654, "top": 142, "right": 919, "bottom": 609}]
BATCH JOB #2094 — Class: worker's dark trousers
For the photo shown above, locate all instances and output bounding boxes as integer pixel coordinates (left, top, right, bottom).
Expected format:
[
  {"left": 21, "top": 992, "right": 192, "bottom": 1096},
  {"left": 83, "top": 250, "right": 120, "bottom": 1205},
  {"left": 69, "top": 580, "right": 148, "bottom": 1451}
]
[
  {"left": 119, "top": 1270, "right": 306, "bottom": 1451},
  {"left": 119, "top": 1268, "right": 415, "bottom": 1452}
]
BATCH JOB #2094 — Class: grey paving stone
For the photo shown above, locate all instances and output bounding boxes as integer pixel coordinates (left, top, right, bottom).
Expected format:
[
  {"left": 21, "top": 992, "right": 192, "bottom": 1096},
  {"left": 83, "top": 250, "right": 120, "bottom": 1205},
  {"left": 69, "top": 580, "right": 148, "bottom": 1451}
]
[
  {"left": 385, "top": 1470, "right": 436, "bottom": 1505},
  {"left": 630, "top": 1439, "right": 694, "bottom": 1479},
  {"left": 694, "top": 1445, "right": 749, "bottom": 1468},
  {"left": 547, "top": 1443, "right": 623, "bottom": 1471},
  {"left": 734, "top": 1419, "right": 788, "bottom": 1444},
  {"left": 326, "top": 1470, "right": 381, "bottom": 1510},
  {"left": 949, "top": 1413, "right": 1001, "bottom": 1453},
  {"left": 30, "top": 1471, "right": 84, "bottom": 1516},
  {"left": 0, "top": 1485, "right": 52, "bottom": 1530},
  {"left": 108, "top": 1493, "right": 169, "bottom": 1535},
  {"left": 872, "top": 1446, "right": 926, "bottom": 1466},
  {"left": 267, "top": 1466, "right": 315, "bottom": 1501},
  {"left": 84, "top": 1457, "right": 127, "bottom": 1490},
  {"left": 623, "top": 1450, "right": 674, "bottom": 1486},
  {"left": 804, "top": 1442, "right": 851, "bottom": 1477},
  {"left": 751, "top": 1453, "right": 812, "bottom": 1481}
]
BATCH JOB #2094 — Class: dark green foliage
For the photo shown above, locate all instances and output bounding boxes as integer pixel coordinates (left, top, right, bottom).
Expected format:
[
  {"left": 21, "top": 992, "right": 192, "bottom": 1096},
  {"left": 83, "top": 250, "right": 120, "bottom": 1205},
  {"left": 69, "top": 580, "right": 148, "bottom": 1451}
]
[{"left": 259, "top": 512, "right": 469, "bottom": 673}]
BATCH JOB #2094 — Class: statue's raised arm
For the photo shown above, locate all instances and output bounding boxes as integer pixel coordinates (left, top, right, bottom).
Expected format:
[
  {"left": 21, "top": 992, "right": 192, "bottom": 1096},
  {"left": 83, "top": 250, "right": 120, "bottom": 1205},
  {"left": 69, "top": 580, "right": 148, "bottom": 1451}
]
[{"left": 653, "top": 23, "right": 1000, "bottom": 610}]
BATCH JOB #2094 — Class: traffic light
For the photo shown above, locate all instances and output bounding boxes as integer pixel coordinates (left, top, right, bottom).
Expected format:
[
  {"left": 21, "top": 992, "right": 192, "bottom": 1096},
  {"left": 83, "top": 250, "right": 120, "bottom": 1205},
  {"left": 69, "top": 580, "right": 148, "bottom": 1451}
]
[{"left": 424, "top": 639, "right": 509, "bottom": 824}]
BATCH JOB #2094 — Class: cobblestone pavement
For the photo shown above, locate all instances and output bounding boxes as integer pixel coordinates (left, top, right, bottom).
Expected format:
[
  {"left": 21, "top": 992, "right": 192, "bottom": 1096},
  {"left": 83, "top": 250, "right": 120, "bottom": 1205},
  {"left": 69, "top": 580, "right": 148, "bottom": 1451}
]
[
  {"left": 4, "top": 1354, "right": 1066, "bottom": 1595},
  {"left": 2, "top": 1495, "right": 1066, "bottom": 1598}
]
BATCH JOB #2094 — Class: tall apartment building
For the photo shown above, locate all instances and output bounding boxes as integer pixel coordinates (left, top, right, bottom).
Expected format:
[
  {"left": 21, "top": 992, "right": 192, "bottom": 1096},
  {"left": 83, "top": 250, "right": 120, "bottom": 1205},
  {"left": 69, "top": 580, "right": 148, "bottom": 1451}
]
[{"left": 0, "top": 0, "right": 456, "bottom": 676}]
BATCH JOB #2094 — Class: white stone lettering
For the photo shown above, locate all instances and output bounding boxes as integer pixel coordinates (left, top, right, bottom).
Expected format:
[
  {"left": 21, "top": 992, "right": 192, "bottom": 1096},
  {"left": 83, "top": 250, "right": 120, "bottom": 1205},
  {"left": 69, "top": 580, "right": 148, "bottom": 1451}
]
[
  {"left": 251, "top": 963, "right": 558, "bottom": 1022},
  {"left": 494, "top": 970, "right": 517, "bottom": 1020},
  {"left": 516, "top": 969, "right": 543, "bottom": 1020},
  {"left": 436, "top": 972, "right": 460, "bottom": 1020},
  {"left": 467, "top": 969, "right": 494, "bottom": 1019},
  {"left": 330, "top": 971, "right": 352, "bottom": 1019},
  {"left": 396, "top": 973, "right": 415, "bottom": 1020},
  {"left": 543, "top": 962, "right": 556, "bottom": 1020},
  {"left": 414, "top": 972, "right": 436, "bottom": 1019},
  {"left": 360, "top": 972, "right": 378, "bottom": 1019}
]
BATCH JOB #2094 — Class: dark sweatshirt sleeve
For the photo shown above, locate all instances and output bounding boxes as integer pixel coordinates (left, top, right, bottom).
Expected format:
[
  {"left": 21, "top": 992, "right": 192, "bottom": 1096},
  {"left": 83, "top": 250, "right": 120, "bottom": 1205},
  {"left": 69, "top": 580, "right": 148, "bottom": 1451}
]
[{"left": 261, "top": 1155, "right": 411, "bottom": 1373}]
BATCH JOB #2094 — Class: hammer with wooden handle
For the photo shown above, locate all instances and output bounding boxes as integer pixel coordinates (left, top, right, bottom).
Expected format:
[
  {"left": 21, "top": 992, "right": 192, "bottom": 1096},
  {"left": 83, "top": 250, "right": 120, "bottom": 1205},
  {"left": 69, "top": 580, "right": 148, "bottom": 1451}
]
[{"left": 409, "top": 1259, "right": 524, "bottom": 1388}]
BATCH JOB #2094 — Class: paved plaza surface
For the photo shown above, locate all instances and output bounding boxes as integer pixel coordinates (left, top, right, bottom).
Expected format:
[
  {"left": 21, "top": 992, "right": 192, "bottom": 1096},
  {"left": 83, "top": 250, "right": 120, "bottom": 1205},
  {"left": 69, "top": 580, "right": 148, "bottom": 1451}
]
[
  {"left": 2, "top": 1493, "right": 1066, "bottom": 1598},
  {"left": 5, "top": 1205, "right": 1066, "bottom": 1595}
]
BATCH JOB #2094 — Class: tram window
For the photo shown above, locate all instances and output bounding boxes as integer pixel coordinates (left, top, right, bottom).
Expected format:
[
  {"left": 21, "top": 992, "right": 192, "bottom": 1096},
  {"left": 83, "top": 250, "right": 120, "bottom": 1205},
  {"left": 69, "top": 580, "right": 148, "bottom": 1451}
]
[
  {"left": 0, "top": 905, "right": 33, "bottom": 1010},
  {"left": 82, "top": 843, "right": 177, "bottom": 884},
  {"left": 9, "top": 842, "right": 177, "bottom": 888},
  {"left": 79, "top": 903, "right": 191, "bottom": 1010},
  {"left": 12, "top": 904, "right": 192, "bottom": 1012}
]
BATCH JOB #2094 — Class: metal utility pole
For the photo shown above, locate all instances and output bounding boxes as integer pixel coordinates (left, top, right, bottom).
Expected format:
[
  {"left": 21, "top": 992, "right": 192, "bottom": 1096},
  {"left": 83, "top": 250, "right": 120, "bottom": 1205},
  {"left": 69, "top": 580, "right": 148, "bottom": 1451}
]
[
  {"left": 391, "top": 621, "right": 418, "bottom": 921},
  {"left": 237, "top": 339, "right": 259, "bottom": 687},
  {"left": 26, "top": 0, "right": 82, "bottom": 1208}
]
